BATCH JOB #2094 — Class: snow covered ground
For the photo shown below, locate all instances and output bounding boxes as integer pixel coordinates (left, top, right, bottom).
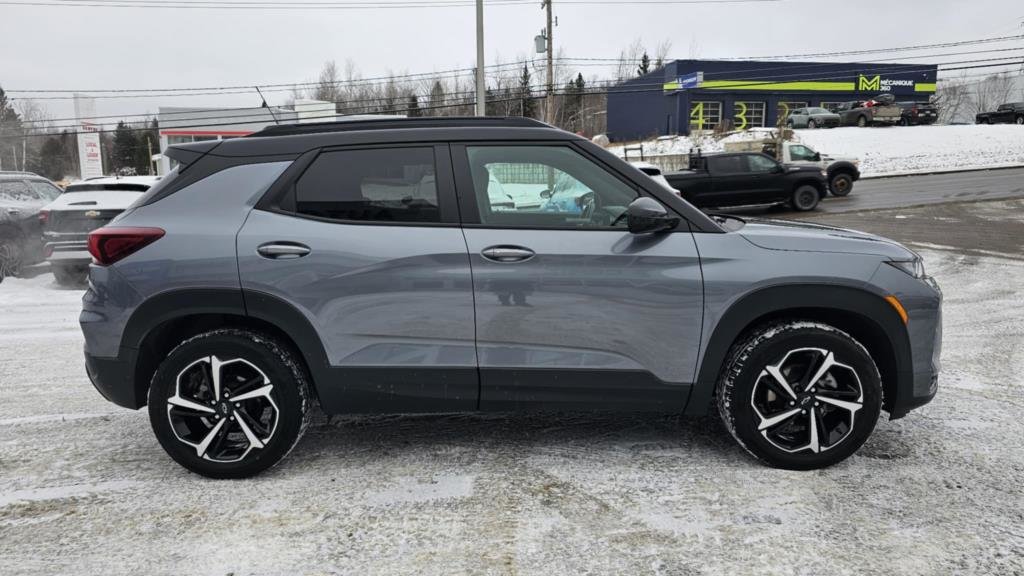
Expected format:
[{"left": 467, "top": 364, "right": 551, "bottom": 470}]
[
  {"left": 1, "top": 206, "right": 1024, "bottom": 574},
  {"left": 608, "top": 125, "right": 1024, "bottom": 178}
]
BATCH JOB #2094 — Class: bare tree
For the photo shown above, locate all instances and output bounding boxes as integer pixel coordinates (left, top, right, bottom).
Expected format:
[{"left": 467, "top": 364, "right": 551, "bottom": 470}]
[
  {"left": 654, "top": 39, "right": 673, "bottom": 69},
  {"left": 614, "top": 38, "right": 644, "bottom": 82},
  {"left": 934, "top": 74, "right": 971, "bottom": 124},
  {"left": 313, "top": 60, "right": 343, "bottom": 109},
  {"left": 969, "top": 73, "right": 1016, "bottom": 116}
]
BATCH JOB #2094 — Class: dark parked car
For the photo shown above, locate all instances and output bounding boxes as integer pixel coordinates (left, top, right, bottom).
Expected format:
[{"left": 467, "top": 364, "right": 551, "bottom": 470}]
[
  {"left": 0, "top": 171, "right": 63, "bottom": 283},
  {"left": 665, "top": 152, "right": 828, "bottom": 211},
  {"left": 975, "top": 102, "right": 1024, "bottom": 125},
  {"left": 80, "top": 117, "right": 941, "bottom": 478},
  {"left": 896, "top": 101, "right": 939, "bottom": 126}
]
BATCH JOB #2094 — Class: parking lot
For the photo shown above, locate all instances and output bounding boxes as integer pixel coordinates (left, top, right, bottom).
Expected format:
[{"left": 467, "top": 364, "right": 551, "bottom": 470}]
[{"left": 2, "top": 191, "right": 1024, "bottom": 575}]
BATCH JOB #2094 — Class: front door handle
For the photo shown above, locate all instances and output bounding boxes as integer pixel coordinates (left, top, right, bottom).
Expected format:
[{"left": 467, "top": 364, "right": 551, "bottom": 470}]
[
  {"left": 257, "top": 242, "right": 311, "bottom": 259},
  {"left": 481, "top": 246, "right": 535, "bottom": 263}
]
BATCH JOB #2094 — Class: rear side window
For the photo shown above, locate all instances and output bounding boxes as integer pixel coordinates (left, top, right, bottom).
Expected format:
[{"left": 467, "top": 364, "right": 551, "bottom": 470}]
[
  {"left": 0, "top": 180, "right": 35, "bottom": 202},
  {"left": 707, "top": 156, "right": 746, "bottom": 174},
  {"left": 293, "top": 147, "right": 439, "bottom": 223}
]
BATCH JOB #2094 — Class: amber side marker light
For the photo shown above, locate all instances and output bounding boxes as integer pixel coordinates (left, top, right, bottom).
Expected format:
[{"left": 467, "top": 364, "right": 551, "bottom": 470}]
[{"left": 884, "top": 295, "right": 909, "bottom": 324}]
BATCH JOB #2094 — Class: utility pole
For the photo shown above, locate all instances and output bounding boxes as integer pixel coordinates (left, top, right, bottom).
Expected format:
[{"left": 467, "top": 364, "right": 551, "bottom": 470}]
[
  {"left": 146, "top": 136, "right": 154, "bottom": 176},
  {"left": 543, "top": 0, "right": 554, "bottom": 125},
  {"left": 475, "top": 0, "right": 486, "bottom": 116}
]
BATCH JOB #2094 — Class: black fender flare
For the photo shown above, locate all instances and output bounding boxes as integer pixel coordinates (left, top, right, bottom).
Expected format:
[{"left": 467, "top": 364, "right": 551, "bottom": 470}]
[
  {"left": 684, "top": 284, "right": 913, "bottom": 418},
  {"left": 120, "top": 288, "right": 332, "bottom": 406},
  {"left": 826, "top": 161, "right": 859, "bottom": 181}
]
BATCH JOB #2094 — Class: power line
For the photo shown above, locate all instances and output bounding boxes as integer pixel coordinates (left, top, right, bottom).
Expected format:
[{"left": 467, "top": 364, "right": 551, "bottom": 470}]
[
  {"left": 18, "top": 59, "right": 1018, "bottom": 137},
  {"left": 1, "top": 0, "right": 780, "bottom": 8}
]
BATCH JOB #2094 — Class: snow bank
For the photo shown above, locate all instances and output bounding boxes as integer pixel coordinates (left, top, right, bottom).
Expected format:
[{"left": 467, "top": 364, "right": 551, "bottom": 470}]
[{"left": 607, "top": 125, "right": 1024, "bottom": 178}]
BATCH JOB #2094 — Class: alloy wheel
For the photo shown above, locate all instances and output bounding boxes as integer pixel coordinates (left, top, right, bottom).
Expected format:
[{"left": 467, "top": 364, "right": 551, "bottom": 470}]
[
  {"left": 166, "top": 355, "right": 279, "bottom": 462},
  {"left": 750, "top": 347, "right": 864, "bottom": 453}
]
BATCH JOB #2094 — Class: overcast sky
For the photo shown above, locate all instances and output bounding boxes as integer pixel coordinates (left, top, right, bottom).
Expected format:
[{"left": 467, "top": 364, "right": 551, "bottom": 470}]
[{"left": 2, "top": 0, "right": 1022, "bottom": 124}]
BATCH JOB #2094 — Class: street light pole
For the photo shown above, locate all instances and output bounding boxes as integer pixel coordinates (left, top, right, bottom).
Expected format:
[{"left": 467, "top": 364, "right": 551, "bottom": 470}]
[
  {"left": 475, "top": 0, "right": 486, "bottom": 116},
  {"left": 543, "top": 0, "right": 554, "bottom": 125}
]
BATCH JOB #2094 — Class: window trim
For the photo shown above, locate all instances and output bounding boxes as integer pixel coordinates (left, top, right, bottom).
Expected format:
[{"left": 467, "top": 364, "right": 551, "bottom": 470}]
[
  {"left": 257, "top": 142, "right": 462, "bottom": 228},
  {"left": 451, "top": 141, "right": 644, "bottom": 231}
]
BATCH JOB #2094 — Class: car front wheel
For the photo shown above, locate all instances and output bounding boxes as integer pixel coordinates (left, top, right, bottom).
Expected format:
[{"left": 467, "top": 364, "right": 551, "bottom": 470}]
[
  {"left": 148, "top": 329, "right": 312, "bottom": 478},
  {"left": 790, "top": 185, "right": 820, "bottom": 211},
  {"left": 807, "top": 119, "right": 817, "bottom": 129},
  {"left": 716, "top": 321, "right": 882, "bottom": 470},
  {"left": 829, "top": 173, "right": 854, "bottom": 197}
]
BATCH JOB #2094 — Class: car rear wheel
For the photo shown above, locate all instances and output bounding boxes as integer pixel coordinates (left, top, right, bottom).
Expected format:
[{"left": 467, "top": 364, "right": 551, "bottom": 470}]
[
  {"left": 898, "top": 117, "right": 909, "bottom": 126},
  {"left": 716, "top": 321, "right": 882, "bottom": 470},
  {"left": 807, "top": 119, "right": 817, "bottom": 129},
  {"left": 829, "top": 173, "right": 854, "bottom": 197},
  {"left": 790, "top": 185, "right": 820, "bottom": 211},
  {"left": 0, "top": 231, "right": 24, "bottom": 284},
  {"left": 856, "top": 115, "right": 868, "bottom": 127},
  {"left": 148, "top": 329, "right": 312, "bottom": 478}
]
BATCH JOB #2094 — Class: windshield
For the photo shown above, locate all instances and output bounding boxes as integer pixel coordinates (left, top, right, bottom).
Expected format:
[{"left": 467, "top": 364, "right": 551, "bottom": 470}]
[{"left": 64, "top": 183, "right": 152, "bottom": 193}]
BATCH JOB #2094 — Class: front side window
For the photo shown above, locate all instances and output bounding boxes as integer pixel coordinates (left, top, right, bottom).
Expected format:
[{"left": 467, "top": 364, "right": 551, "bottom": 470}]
[
  {"left": 294, "top": 147, "right": 439, "bottom": 223},
  {"left": 0, "top": 180, "right": 34, "bottom": 202},
  {"left": 466, "top": 145, "right": 637, "bottom": 229},
  {"left": 789, "top": 145, "right": 817, "bottom": 162}
]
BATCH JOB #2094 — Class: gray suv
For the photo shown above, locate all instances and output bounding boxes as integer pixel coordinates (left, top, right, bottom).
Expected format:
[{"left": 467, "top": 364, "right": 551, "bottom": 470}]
[{"left": 80, "top": 118, "right": 942, "bottom": 478}]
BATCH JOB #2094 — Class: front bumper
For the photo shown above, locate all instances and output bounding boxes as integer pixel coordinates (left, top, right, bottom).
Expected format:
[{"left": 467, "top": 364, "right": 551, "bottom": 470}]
[{"left": 84, "top": 347, "right": 143, "bottom": 409}]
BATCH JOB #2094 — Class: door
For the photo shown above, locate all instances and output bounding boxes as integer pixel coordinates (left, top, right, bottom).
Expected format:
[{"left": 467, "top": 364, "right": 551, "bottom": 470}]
[
  {"left": 744, "top": 153, "right": 788, "bottom": 202},
  {"left": 453, "top": 143, "right": 704, "bottom": 411},
  {"left": 707, "top": 154, "right": 764, "bottom": 206},
  {"left": 237, "top": 144, "right": 478, "bottom": 413}
]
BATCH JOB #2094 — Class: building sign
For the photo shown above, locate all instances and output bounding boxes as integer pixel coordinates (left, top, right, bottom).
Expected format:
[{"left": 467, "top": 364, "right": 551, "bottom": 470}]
[
  {"left": 74, "top": 94, "right": 103, "bottom": 179},
  {"left": 857, "top": 74, "right": 933, "bottom": 93}
]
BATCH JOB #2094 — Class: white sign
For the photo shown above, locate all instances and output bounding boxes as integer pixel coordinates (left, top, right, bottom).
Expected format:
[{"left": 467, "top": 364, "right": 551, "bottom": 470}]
[{"left": 74, "top": 95, "right": 103, "bottom": 179}]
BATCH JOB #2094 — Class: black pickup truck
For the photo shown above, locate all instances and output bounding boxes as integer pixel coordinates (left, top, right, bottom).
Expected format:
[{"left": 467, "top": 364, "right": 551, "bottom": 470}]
[
  {"left": 664, "top": 152, "right": 829, "bottom": 211},
  {"left": 975, "top": 102, "right": 1024, "bottom": 125}
]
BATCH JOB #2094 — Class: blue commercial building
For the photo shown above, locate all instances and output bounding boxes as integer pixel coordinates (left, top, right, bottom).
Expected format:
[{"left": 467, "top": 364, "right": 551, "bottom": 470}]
[{"left": 606, "top": 59, "right": 938, "bottom": 141}]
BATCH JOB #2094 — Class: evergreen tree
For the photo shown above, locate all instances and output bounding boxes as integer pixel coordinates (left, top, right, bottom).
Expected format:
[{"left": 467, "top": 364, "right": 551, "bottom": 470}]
[
  {"left": 563, "top": 73, "right": 586, "bottom": 132},
  {"left": 0, "top": 86, "right": 23, "bottom": 171},
  {"left": 36, "top": 137, "right": 66, "bottom": 180},
  {"left": 518, "top": 64, "right": 537, "bottom": 118},
  {"left": 428, "top": 80, "right": 446, "bottom": 116},
  {"left": 112, "top": 121, "right": 139, "bottom": 175},
  {"left": 638, "top": 51, "right": 651, "bottom": 76},
  {"left": 406, "top": 94, "right": 422, "bottom": 117}
]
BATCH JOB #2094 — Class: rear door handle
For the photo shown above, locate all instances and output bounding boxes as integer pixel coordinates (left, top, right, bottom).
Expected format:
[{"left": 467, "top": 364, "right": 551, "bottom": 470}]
[
  {"left": 481, "top": 246, "right": 535, "bottom": 263},
  {"left": 6, "top": 208, "right": 19, "bottom": 216},
  {"left": 257, "top": 242, "right": 311, "bottom": 259}
]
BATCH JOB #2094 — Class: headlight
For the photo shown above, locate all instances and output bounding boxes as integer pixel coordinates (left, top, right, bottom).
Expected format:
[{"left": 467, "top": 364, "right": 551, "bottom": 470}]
[{"left": 887, "top": 257, "right": 926, "bottom": 279}]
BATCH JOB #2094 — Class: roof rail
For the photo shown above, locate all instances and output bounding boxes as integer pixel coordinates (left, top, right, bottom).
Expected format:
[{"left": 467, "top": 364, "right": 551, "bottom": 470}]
[
  {"left": 249, "top": 116, "right": 550, "bottom": 138},
  {"left": 0, "top": 170, "right": 41, "bottom": 177}
]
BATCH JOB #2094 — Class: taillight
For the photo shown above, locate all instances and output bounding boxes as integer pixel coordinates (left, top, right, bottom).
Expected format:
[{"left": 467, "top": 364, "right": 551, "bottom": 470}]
[
  {"left": 87, "top": 227, "right": 165, "bottom": 266},
  {"left": 38, "top": 210, "right": 49, "bottom": 225}
]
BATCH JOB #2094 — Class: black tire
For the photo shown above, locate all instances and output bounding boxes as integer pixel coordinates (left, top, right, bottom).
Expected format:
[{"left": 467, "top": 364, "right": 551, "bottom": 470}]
[
  {"left": 807, "top": 119, "right": 817, "bottom": 129},
  {"left": 0, "top": 231, "right": 24, "bottom": 284},
  {"left": 790, "top": 185, "right": 820, "bottom": 211},
  {"left": 829, "top": 173, "right": 854, "bottom": 197},
  {"left": 1016, "top": 115, "right": 1024, "bottom": 125},
  {"left": 148, "top": 329, "right": 312, "bottom": 478},
  {"left": 52, "top": 264, "right": 88, "bottom": 286},
  {"left": 856, "top": 115, "right": 868, "bottom": 127},
  {"left": 898, "top": 117, "right": 909, "bottom": 126},
  {"left": 716, "top": 321, "right": 882, "bottom": 470}
]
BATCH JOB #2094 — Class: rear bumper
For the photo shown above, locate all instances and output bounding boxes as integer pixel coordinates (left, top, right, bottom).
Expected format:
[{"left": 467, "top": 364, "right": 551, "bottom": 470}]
[
  {"left": 45, "top": 233, "right": 92, "bottom": 265},
  {"left": 84, "top": 347, "right": 142, "bottom": 409}
]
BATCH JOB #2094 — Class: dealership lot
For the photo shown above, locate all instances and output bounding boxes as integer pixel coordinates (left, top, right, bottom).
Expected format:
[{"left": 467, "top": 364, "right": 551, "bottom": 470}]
[{"left": 2, "top": 196, "right": 1024, "bottom": 575}]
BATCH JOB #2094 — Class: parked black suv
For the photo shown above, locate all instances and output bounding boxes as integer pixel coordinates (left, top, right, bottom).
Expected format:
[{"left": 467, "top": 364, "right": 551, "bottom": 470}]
[
  {"left": 896, "top": 101, "right": 939, "bottom": 126},
  {"left": 665, "top": 152, "right": 828, "bottom": 211}
]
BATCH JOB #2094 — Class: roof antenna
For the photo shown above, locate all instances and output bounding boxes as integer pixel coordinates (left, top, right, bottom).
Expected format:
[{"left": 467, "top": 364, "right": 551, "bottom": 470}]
[{"left": 255, "top": 86, "right": 280, "bottom": 125}]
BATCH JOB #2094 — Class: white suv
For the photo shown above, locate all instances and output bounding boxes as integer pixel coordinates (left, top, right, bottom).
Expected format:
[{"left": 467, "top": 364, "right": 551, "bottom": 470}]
[{"left": 41, "top": 176, "right": 159, "bottom": 285}]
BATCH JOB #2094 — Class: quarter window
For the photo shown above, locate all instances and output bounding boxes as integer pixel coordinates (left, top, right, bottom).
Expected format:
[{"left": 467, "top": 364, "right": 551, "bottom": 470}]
[
  {"left": 294, "top": 147, "right": 440, "bottom": 223},
  {"left": 707, "top": 155, "right": 746, "bottom": 174},
  {"left": 777, "top": 101, "right": 808, "bottom": 119},
  {"left": 465, "top": 145, "right": 638, "bottom": 229}
]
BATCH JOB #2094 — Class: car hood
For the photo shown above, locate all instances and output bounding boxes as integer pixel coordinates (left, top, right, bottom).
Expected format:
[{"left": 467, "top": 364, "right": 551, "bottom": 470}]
[
  {"left": 45, "top": 191, "right": 144, "bottom": 211},
  {"left": 737, "top": 217, "right": 914, "bottom": 259}
]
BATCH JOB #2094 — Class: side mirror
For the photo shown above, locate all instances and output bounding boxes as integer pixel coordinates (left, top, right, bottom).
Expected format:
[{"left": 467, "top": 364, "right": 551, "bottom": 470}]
[
  {"left": 813, "top": 152, "right": 822, "bottom": 161},
  {"left": 539, "top": 189, "right": 552, "bottom": 200},
  {"left": 772, "top": 164, "right": 785, "bottom": 174},
  {"left": 625, "top": 197, "right": 679, "bottom": 234}
]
